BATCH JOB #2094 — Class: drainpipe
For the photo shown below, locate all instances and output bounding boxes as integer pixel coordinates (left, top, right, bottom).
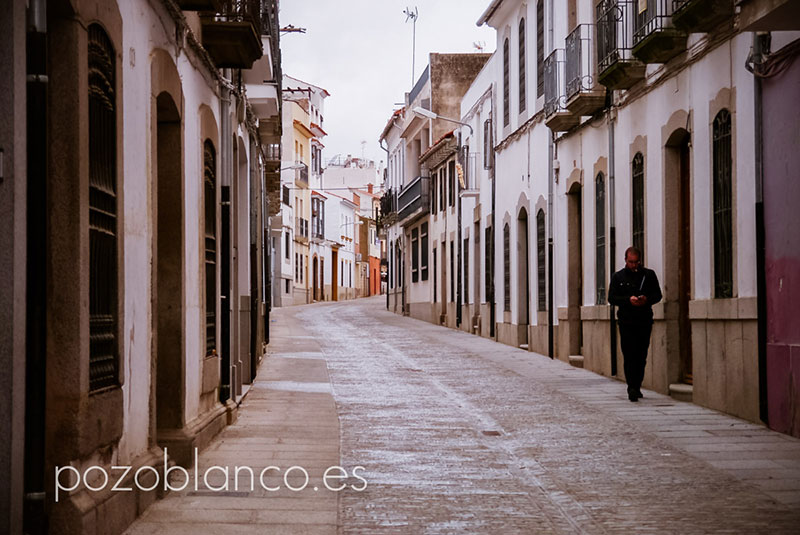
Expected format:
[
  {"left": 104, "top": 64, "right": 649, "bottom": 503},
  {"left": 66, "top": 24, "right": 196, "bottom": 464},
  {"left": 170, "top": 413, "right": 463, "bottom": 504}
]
[
  {"left": 379, "top": 139, "right": 390, "bottom": 310},
  {"left": 608, "top": 104, "right": 618, "bottom": 376},
  {"left": 249, "top": 136, "right": 260, "bottom": 379},
  {"left": 457, "top": 135, "right": 463, "bottom": 328},
  {"left": 490, "top": 94, "right": 496, "bottom": 338},
  {"left": 25, "top": 0, "right": 48, "bottom": 532},
  {"left": 752, "top": 32, "right": 769, "bottom": 424},
  {"left": 219, "top": 70, "right": 232, "bottom": 403}
]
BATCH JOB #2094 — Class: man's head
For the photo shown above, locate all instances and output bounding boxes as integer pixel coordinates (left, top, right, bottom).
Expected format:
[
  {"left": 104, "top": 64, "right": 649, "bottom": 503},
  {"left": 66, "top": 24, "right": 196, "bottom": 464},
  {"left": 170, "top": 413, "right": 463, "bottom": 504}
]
[{"left": 625, "top": 246, "right": 642, "bottom": 271}]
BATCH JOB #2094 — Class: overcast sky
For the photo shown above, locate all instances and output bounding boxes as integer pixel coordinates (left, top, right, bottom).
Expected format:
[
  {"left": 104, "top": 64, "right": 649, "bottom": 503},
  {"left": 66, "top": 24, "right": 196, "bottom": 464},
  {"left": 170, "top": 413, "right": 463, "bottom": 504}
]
[{"left": 278, "top": 0, "right": 497, "bottom": 169}]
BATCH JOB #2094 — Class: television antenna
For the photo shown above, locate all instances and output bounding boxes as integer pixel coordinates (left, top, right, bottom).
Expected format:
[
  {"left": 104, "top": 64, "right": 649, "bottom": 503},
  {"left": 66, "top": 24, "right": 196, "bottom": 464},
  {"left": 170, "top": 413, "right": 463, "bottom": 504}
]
[{"left": 403, "top": 7, "right": 419, "bottom": 87}]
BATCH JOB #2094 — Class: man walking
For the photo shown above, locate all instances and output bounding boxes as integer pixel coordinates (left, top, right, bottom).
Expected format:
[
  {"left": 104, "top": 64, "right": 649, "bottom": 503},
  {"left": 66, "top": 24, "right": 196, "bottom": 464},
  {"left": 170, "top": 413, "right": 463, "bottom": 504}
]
[{"left": 608, "top": 247, "right": 662, "bottom": 402}]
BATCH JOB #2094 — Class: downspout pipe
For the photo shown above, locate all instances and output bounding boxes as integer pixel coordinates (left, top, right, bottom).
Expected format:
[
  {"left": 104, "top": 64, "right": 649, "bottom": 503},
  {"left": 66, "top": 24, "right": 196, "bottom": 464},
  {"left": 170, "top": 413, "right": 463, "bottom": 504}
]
[
  {"left": 490, "top": 92, "right": 496, "bottom": 338},
  {"left": 753, "top": 32, "right": 769, "bottom": 424},
  {"left": 25, "top": 0, "right": 48, "bottom": 532},
  {"left": 546, "top": 0, "right": 555, "bottom": 359},
  {"left": 379, "top": 138, "right": 390, "bottom": 310},
  {"left": 219, "top": 70, "right": 232, "bottom": 403},
  {"left": 608, "top": 103, "right": 618, "bottom": 376}
]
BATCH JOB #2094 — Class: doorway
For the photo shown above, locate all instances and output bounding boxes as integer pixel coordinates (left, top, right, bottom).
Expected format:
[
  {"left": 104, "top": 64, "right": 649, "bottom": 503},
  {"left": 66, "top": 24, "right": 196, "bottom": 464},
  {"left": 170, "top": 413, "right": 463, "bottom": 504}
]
[
  {"left": 313, "top": 255, "right": 319, "bottom": 301},
  {"left": 567, "top": 184, "right": 583, "bottom": 356},
  {"left": 517, "top": 208, "right": 530, "bottom": 345},
  {"left": 664, "top": 130, "right": 693, "bottom": 385},
  {"left": 332, "top": 249, "right": 339, "bottom": 301}
]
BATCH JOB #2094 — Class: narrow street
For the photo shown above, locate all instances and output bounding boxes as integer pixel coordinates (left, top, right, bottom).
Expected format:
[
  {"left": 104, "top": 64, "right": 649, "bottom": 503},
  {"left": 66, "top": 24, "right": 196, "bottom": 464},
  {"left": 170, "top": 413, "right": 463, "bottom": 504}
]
[{"left": 130, "top": 297, "right": 800, "bottom": 533}]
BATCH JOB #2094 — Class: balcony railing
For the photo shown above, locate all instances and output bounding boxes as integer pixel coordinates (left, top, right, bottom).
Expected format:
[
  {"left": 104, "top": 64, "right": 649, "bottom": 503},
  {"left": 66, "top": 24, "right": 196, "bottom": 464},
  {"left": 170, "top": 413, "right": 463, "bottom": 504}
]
[
  {"left": 596, "top": 0, "right": 646, "bottom": 90},
  {"left": 295, "top": 217, "right": 308, "bottom": 239},
  {"left": 459, "top": 150, "right": 480, "bottom": 198},
  {"left": 672, "top": 0, "right": 734, "bottom": 33},
  {"left": 565, "top": 24, "right": 606, "bottom": 116},
  {"left": 295, "top": 162, "right": 308, "bottom": 186},
  {"left": 544, "top": 49, "right": 580, "bottom": 132},
  {"left": 200, "top": 0, "right": 263, "bottom": 68},
  {"left": 311, "top": 217, "right": 324, "bottom": 240},
  {"left": 632, "top": 0, "right": 687, "bottom": 64},
  {"left": 397, "top": 176, "right": 430, "bottom": 227},
  {"left": 379, "top": 188, "right": 397, "bottom": 226}
]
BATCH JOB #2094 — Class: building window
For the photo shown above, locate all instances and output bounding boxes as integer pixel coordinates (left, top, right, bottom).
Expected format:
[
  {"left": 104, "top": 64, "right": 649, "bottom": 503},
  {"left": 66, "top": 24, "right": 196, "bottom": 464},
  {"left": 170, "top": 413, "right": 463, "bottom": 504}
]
[
  {"left": 632, "top": 152, "right": 645, "bottom": 262},
  {"left": 483, "top": 119, "right": 493, "bottom": 170},
  {"left": 433, "top": 246, "right": 437, "bottom": 303},
  {"left": 504, "top": 223, "right": 510, "bottom": 312},
  {"left": 285, "top": 231, "right": 290, "bottom": 259},
  {"left": 411, "top": 227, "right": 419, "bottom": 283},
  {"left": 203, "top": 139, "right": 217, "bottom": 356},
  {"left": 464, "top": 238, "right": 470, "bottom": 304},
  {"left": 713, "top": 109, "right": 733, "bottom": 298},
  {"left": 503, "top": 37, "right": 510, "bottom": 126},
  {"left": 295, "top": 253, "right": 299, "bottom": 280},
  {"left": 282, "top": 185, "right": 290, "bottom": 205},
  {"left": 519, "top": 18, "right": 527, "bottom": 112},
  {"left": 537, "top": 0, "right": 545, "bottom": 98},
  {"left": 421, "top": 223, "right": 429, "bottom": 281},
  {"left": 450, "top": 240, "right": 455, "bottom": 302},
  {"left": 485, "top": 226, "right": 492, "bottom": 302},
  {"left": 595, "top": 173, "right": 606, "bottom": 305},
  {"left": 431, "top": 173, "right": 437, "bottom": 213},
  {"left": 439, "top": 168, "right": 445, "bottom": 212},
  {"left": 88, "top": 24, "right": 119, "bottom": 391},
  {"left": 300, "top": 255, "right": 304, "bottom": 283},
  {"left": 285, "top": 279, "right": 290, "bottom": 294},
  {"left": 389, "top": 241, "right": 394, "bottom": 289},
  {"left": 537, "top": 209, "right": 546, "bottom": 311},
  {"left": 448, "top": 160, "right": 456, "bottom": 207}
]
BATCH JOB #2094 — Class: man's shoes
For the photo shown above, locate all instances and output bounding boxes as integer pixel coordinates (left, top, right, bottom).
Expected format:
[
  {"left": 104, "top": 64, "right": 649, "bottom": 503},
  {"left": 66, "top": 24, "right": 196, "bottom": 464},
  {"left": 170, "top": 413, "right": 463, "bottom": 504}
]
[
  {"left": 628, "top": 393, "right": 638, "bottom": 402},
  {"left": 636, "top": 390, "right": 644, "bottom": 399}
]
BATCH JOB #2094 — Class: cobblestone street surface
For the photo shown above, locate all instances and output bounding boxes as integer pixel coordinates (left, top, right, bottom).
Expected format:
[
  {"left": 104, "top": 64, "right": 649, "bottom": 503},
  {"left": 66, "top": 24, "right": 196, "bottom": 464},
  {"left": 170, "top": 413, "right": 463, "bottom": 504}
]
[
  {"left": 305, "top": 297, "right": 800, "bottom": 534},
  {"left": 128, "top": 296, "right": 800, "bottom": 534}
]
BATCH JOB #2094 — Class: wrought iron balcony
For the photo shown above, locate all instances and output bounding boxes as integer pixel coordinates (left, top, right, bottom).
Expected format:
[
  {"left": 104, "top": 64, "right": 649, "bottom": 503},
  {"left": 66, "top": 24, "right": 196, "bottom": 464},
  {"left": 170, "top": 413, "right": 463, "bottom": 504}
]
[
  {"left": 632, "top": 0, "right": 687, "bottom": 64},
  {"left": 379, "top": 188, "right": 398, "bottom": 226},
  {"left": 672, "top": 0, "right": 734, "bottom": 33},
  {"left": 596, "top": 0, "right": 646, "bottom": 90},
  {"left": 565, "top": 24, "right": 606, "bottom": 117},
  {"left": 397, "top": 176, "right": 430, "bottom": 228},
  {"left": 294, "top": 162, "right": 308, "bottom": 187},
  {"left": 459, "top": 150, "right": 480, "bottom": 199},
  {"left": 311, "top": 217, "right": 325, "bottom": 241},
  {"left": 544, "top": 49, "right": 580, "bottom": 132},
  {"left": 201, "top": 0, "right": 263, "bottom": 69}
]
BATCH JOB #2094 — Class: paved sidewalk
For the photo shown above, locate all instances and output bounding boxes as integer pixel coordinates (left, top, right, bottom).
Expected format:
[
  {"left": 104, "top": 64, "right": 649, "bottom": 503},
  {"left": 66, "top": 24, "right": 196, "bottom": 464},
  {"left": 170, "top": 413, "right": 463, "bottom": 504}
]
[{"left": 125, "top": 306, "right": 341, "bottom": 534}]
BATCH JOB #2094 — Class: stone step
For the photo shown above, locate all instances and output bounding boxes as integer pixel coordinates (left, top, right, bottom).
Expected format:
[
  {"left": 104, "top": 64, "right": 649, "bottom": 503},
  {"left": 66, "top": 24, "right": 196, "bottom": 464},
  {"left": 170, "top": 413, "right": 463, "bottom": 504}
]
[
  {"left": 568, "top": 355, "right": 584, "bottom": 368},
  {"left": 669, "top": 382, "right": 694, "bottom": 402}
]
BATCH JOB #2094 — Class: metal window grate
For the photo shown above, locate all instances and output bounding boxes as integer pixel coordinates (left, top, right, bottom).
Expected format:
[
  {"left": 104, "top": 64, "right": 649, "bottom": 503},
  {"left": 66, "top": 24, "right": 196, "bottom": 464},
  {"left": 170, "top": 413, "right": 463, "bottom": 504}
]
[
  {"left": 88, "top": 24, "right": 119, "bottom": 392},
  {"left": 537, "top": 0, "right": 545, "bottom": 97},
  {"left": 595, "top": 173, "right": 607, "bottom": 304},
  {"left": 596, "top": 0, "right": 637, "bottom": 73},
  {"left": 519, "top": 18, "right": 526, "bottom": 112},
  {"left": 632, "top": 152, "right": 645, "bottom": 262},
  {"left": 204, "top": 140, "right": 217, "bottom": 355},
  {"left": 411, "top": 227, "right": 419, "bottom": 283},
  {"left": 503, "top": 38, "right": 510, "bottom": 126},
  {"left": 713, "top": 109, "right": 733, "bottom": 298},
  {"left": 566, "top": 24, "right": 596, "bottom": 100},
  {"left": 504, "top": 224, "right": 510, "bottom": 312},
  {"left": 421, "top": 223, "right": 429, "bottom": 281},
  {"left": 537, "top": 210, "right": 546, "bottom": 311}
]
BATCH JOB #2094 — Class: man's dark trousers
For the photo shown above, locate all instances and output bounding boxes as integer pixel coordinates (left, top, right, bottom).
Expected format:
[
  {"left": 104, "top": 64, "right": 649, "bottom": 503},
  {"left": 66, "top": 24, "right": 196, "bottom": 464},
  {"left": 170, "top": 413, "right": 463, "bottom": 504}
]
[{"left": 618, "top": 321, "right": 652, "bottom": 396}]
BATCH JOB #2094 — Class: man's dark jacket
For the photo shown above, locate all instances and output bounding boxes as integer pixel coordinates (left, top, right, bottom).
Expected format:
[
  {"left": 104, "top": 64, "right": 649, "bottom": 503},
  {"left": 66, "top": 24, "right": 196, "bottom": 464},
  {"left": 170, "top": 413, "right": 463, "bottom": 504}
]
[{"left": 608, "top": 266, "right": 662, "bottom": 324}]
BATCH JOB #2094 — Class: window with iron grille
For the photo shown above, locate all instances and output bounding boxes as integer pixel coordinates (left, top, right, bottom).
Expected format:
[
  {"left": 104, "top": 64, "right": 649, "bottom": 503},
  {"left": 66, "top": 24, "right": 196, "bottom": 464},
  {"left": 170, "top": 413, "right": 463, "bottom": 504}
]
[
  {"left": 503, "top": 37, "right": 510, "bottom": 126},
  {"left": 203, "top": 139, "right": 217, "bottom": 356},
  {"left": 411, "top": 227, "right": 419, "bottom": 283},
  {"left": 537, "top": 0, "right": 545, "bottom": 97},
  {"left": 519, "top": 18, "right": 527, "bottom": 112},
  {"left": 285, "top": 231, "right": 290, "bottom": 259},
  {"left": 595, "top": 173, "right": 606, "bottom": 305},
  {"left": 632, "top": 152, "right": 645, "bottom": 262},
  {"left": 449, "top": 160, "right": 456, "bottom": 207},
  {"left": 504, "top": 223, "right": 510, "bottom": 311},
  {"left": 464, "top": 238, "right": 470, "bottom": 304},
  {"left": 485, "top": 226, "right": 492, "bottom": 301},
  {"left": 88, "top": 24, "right": 119, "bottom": 392},
  {"left": 483, "top": 119, "right": 493, "bottom": 170},
  {"left": 421, "top": 223, "right": 429, "bottom": 281},
  {"left": 713, "top": 109, "right": 733, "bottom": 298},
  {"left": 537, "top": 209, "right": 546, "bottom": 311}
]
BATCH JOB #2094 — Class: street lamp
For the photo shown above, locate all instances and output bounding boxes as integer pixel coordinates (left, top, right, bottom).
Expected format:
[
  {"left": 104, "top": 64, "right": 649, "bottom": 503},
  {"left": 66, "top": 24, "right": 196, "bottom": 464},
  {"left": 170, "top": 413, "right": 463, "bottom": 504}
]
[{"left": 411, "top": 106, "right": 473, "bottom": 136}]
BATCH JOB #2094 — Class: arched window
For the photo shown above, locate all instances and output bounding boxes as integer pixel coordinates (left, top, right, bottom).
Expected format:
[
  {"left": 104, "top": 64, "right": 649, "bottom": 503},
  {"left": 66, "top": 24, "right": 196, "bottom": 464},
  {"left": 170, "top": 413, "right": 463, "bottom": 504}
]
[
  {"left": 519, "top": 18, "right": 526, "bottom": 112},
  {"left": 713, "top": 109, "right": 733, "bottom": 298},
  {"left": 503, "top": 223, "right": 511, "bottom": 311},
  {"left": 204, "top": 140, "right": 217, "bottom": 356},
  {"left": 537, "top": 209, "right": 546, "bottom": 311},
  {"left": 595, "top": 173, "right": 606, "bottom": 305},
  {"left": 503, "top": 37, "right": 510, "bottom": 126},
  {"left": 632, "top": 152, "right": 645, "bottom": 262},
  {"left": 88, "top": 24, "right": 119, "bottom": 392}
]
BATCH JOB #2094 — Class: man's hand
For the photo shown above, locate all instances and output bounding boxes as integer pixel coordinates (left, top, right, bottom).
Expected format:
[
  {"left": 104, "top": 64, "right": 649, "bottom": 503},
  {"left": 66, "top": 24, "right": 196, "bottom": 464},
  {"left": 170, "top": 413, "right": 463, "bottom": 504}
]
[
  {"left": 638, "top": 295, "right": 647, "bottom": 305},
  {"left": 630, "top": 295, "right": 640, "bottom": 306},
  {"left": 629, "top": 295, "right": 647, "bottom": 306}
]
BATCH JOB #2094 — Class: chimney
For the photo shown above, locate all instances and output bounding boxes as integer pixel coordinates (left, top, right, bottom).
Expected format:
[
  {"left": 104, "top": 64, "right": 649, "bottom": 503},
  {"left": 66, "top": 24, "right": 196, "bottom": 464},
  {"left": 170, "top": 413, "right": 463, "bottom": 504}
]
[{"left": 367, "top": 183, "right": 373, "bottom": 194}]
